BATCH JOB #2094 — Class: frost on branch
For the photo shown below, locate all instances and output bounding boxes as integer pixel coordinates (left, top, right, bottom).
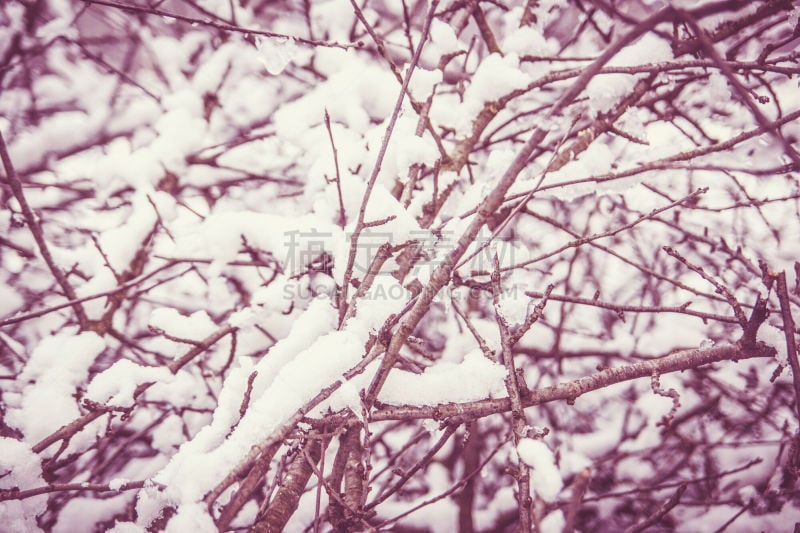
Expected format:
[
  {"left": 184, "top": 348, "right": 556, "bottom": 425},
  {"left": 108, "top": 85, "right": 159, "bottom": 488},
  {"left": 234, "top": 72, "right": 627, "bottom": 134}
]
[{"left": 1, "top": 0, "right": 800, "bottom": 531}]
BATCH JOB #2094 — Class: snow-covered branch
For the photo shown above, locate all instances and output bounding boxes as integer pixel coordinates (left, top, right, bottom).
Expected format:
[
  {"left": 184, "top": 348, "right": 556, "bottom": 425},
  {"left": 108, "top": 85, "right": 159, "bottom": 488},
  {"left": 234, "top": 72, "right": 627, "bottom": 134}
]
[{"left": 1, "top": 0, "right": 799, "bottom": 531}]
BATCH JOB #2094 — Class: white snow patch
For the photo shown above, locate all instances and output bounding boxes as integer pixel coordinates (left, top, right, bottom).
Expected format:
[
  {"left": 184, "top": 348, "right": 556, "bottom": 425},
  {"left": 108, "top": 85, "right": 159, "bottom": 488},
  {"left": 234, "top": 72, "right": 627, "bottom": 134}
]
[
  {"left": 502, "top": 25, "right": 556, "bottom": 56},
  {"left": 106, "top": 522, "right": 146, "bottom": 533},
  {"left": 429, "top": 18, "right": 466, "bottom": 56},
  {"left": 164, "top": 502, "right": 217, "bottom": 532},
  {"left": 150, "top": 308, "right": 217, "bottom": 340},
  {"left": 517, "top": 438, "right": 564, "bottom": 501},
  {"left": 6, "top": 332, "right": 105, "bottom": 443},
  {"left": 171, "top": 211, "right": 344, "bottom": 280},
  {"left": 151, "top": 299, "right": 363, "bottom": 507},
  {"left": 586, "top": 33, "right": 672, "bottom": 115},
  {"left": 378, "top": 349, "right": 506, "bottom": 406},
  {"left": 54, "top": 494, "right": 131, "bottom": 533},
  {"left": 86, "top": 359, "right": 174, "bottom": 407},
  {"left": 457, "top": 53, "right": 531, "bottom": 132},
  {"left": 540, "top": 510, "right": 566, "bottom": 533},
  {"left": 254, "top": 36, "right": 309, "bottom": 75},
  {"left": 759, "top": 324, "right": 789, "bottom": 365},
  {"left": 109, "top": 478, "right": 130, "bottom": 491},
  {"left": 407, "top": 67, "right": 442, "bottom": 101},
  {"left": 0, "top": 438, "right": 47, "bottom": 532}
]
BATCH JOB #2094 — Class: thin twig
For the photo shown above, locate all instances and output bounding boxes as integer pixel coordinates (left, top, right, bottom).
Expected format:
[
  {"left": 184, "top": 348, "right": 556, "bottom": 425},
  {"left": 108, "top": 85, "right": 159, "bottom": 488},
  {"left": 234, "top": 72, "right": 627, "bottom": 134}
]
[
  {"left": 0, "top": 131, "right": 87, "bottom": 326},
  {"left": 364, "top": 4, "right": 687, "bottom": 409},
  {"left": 377, "top": 439, "right": 505, "bottom": 528},
  {"left": 501, "top": 188, "right": 708, "bottom": 273},
  {"left": 323, "top": 109, "right": 346, "bottom": 228},
  {"left": 0, "top": 262, "right": 178, "bottom": 327},
  {"left": 0, "top": 479, "right": 147, "bottom": 501},
  {"left": 677, "top": 8, "right": 800, "bottom": 170},
  {"left": 33, "top": 325, "right": 236, "bottom": 454},
  {"left": 339, "top": 0, "right": 440, "bottom": 317},
  {"left": 492, "top": 253, "right": 532, "bottom": 530},
  {"left": 775, "top": 271, "right": 800, "bottom": 420},
  {"left": 622, "top": 483, "right": 687, "bottom": 533},
  {"left": 662, "top": 245, "right": 748, "bottom": 327},
  {"left": 365, "top": 423, "right": 459, "bottom": 510},
  {"left": 522, "top": 289, "right": 737, "bottom": 323},
  {"left": 80, "top": 0, "right": 359, "bottom": 49}
]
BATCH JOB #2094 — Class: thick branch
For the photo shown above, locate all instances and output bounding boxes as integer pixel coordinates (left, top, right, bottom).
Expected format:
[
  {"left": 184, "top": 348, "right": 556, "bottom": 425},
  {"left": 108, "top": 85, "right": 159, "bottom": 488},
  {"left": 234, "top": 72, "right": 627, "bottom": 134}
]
[
  {"left": 370, "top": 341, "right": 776, "bottom": 422},
  {"left": 250, "top": 437, "right": 325, "bottom": 533}
]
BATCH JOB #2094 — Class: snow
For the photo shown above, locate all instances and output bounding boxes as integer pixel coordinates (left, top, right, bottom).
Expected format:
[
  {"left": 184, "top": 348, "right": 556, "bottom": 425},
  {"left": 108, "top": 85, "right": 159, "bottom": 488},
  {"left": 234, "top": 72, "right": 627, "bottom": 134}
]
[
  {"left": 0, "top": 438, "right": 47, "bottom": 532},
  {"left": 377, "top": 349, "right": 506, "bottom": 406},
  {"left": 359, "top": 114, "right": 440, "bottom": 188},
  {"left": 164, "top": 502, "right": 217, "bottom": 532},
  {"left": 148, "top": 270, "right": 414, "bottom": 521},
  {"left": 428, "top": 18, "right": 466, "bottom": 57},
  {"left": 134, "top": 483, "right": 175, "bottom": 528},
  {"left": 374, "top": 464, "right": 459, "bottom": 530},
  {"left": 150, "top": 91, "right": 209, "bottom": 169},
  {"left": 53, "top": 494, "right": 130, "bottom": 533},
  {"left": 229, "top": 500, "right": 259, "bottom": 529},
  {"left": 0, "top": 280, "right": 24, "bottom": 316},
  {"left": 11, "top": 110, "right": 109, "bottom": 171},
  {"left": 474, "top": 485, "right": 517, "bottom": 530},
  {"left": 254, "top": 36, "right": 308, "bottom": 75},
  {"left": 342, "top": 275, "right": 413, "bottom": 329},
  {"left": 558, "top": 448, "right": 592, "bottom": 479},
  {"left": 56, "top": 139, "right": 160, "bottom": 193},
  {"left": 6, "top": 332, "right": 105, "bottom": 444},
  {"left": 497, "top": 282, "right": 533, "bottom": 325},
  {"left": 634, "top": 313, "right": 707, "bottom": 356},
  {"left": 228, "top": 307, "right": 259, "bottom": 328},
  {"left": 311, "top": 0, "right": 357, "bottom": 42},
  {"left": 676, "top": 503, "right": 800, "bottom": 533},
  {"left": 95, "top": 191, "right": 169, "bottom": 272},
  {"left": 107, "top": 524, "right": 147, "bottom": 533},
  {"left": 616, "top": 455, "right": 654, "bottom": 481},
  {"left": 108, "top": 478, "right": 129, "bottom": 490},
  {"left": 517, "top": 438, "right": 564, "bottom": 501},
  {"left": 456, "top": 53, "right": 532, "bottom": 133},
  {"left": 540, "top": 510, "right": 566, "bottom": 533},
  {"left": 5, "top": 2, "right": 800, "bottom": 531},
  {"left": 758, "top": 324, "right": 789, "bottom": 365},
  {"left": 564, "top": 142, "right": 614, "bottom": 183},
  {"left": 150, "top": 415, "right": 186, "bottom": 453},
  {"left": 791, "top": 6, "right": 800, "bottom": 28},
  {"left": 273, "top": 52, "right": 396, "bottom": 139},
  {"left": 85, "top": 359, "right": 174, "bottom": 407},
  {"left": 0, "top": 3, "right": 24, "bottom": 44},
  {"left": 707, "top": 71, "right": 732, "bottom": 101},
  {"left": 36, "top": 14, "right": 78, "bottom": 41},
  {"left": 407, "top": 66, "right": 443, "bottom": 102},
  {"left": 150, "top": 308, "right": 217, "bottom": 341},
  {"left": 170, "top": 210, "right": 345, "bottom": 279},
  {"left": 43, "top": 47, "right": 116, "bottom": 110},
  {"left": 440, "top": 316, "right": 501, "bottom": 362},
  {"left": 586, "top": 33, "right": 672, "bottom": 115},
  {"left": 192, "top": 42, "right": 238, "bottom": 94},
  {"left": 151, "top": 299, "right": 340, "bottom": 503},
  {"left": 502, "top": 25, "right": 556, "bottom": 57},
  {"left": 251, "top": 275, "right": 296, "bottom": 313},
  {"left": 219, "top": 76, "right": 280, "bottom": 127}
]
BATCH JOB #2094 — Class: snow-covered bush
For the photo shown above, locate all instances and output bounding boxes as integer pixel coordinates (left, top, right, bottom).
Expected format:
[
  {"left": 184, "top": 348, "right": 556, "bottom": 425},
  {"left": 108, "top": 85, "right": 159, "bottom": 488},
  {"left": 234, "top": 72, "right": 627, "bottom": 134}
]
[{"left": 1, "top": 0, "right": 799, "bottom": 530}]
